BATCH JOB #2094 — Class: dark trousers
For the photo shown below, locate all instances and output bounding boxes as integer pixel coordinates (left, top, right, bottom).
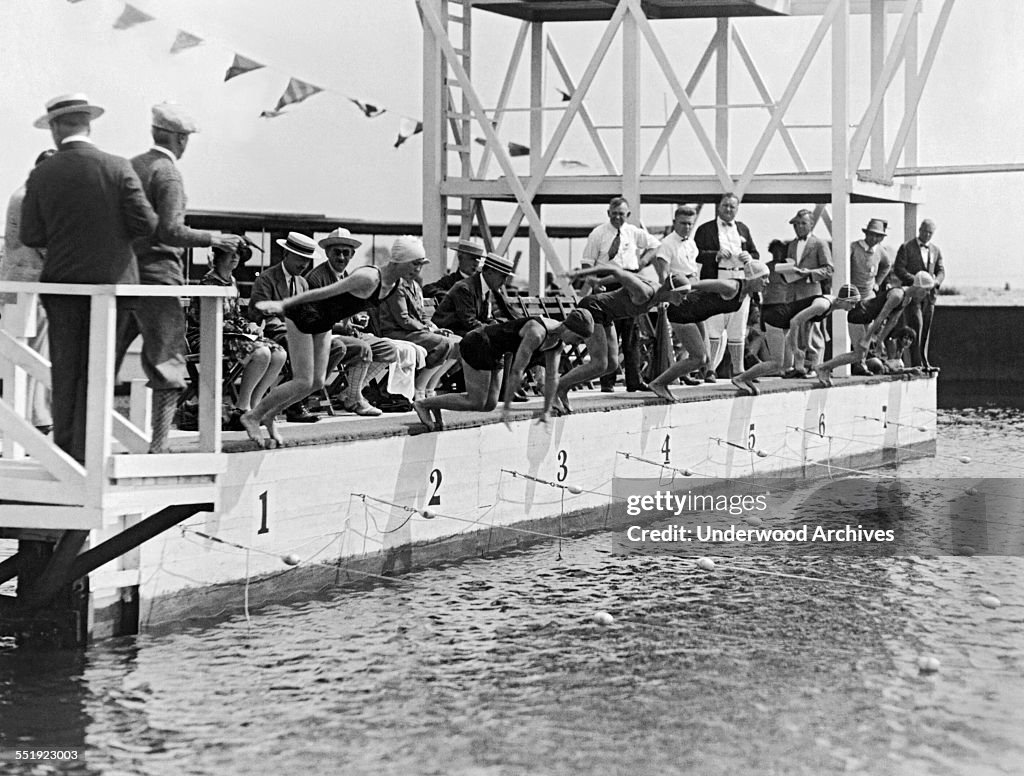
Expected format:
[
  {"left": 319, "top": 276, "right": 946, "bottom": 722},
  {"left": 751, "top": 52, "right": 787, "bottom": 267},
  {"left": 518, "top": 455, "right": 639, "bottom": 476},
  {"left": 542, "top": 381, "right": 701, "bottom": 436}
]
[
  {"left": 42, "top": 295, "right": 133, "bottom": 464},
  {"left": 114, "top": 297, "right": 188, "bottom": 390},
  {"left": 903, "top": 296, "right": 935, "bottom": 367},
  {"left": 599, "top": 316, "right": 643, "bottom": 390}
]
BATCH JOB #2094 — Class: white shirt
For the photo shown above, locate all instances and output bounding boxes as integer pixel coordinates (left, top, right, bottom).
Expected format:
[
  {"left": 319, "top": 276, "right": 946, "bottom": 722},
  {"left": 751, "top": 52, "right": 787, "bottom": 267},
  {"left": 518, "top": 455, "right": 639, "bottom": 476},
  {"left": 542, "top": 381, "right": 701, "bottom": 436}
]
[
  {"left": 60, "top": 134, "right": 94, "bottom": 146},
  {"left": 716, "top": 219, "right": 746, "bottom": 271},
  {"left": 150, "top": 144, "right": 177, "bottom": 162},
  {"left": 795, "top": 237, "right": 808, "bottom": 262},
  {"left": 655, "top": 231, "right": 699, "bottom": 278},
  {"left": 582, "top": 221, "right": 660, "bottom": 271}
]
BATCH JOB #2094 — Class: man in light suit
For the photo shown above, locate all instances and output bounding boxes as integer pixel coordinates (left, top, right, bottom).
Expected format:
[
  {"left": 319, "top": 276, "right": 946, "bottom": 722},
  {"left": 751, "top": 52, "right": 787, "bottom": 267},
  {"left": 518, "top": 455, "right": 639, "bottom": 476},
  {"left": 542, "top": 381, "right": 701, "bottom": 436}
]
[
  {"left": 893, "top": 219, "right": 945, "bottom": 369},
  {"left": 693, "top": 193, "right": 759, "bottom": 380},
  {"left": 21, "top": 94, "right": 158, "bottom": 463},
  {"left": 784, "top": 208, "right": 833, "bottom": 374}
]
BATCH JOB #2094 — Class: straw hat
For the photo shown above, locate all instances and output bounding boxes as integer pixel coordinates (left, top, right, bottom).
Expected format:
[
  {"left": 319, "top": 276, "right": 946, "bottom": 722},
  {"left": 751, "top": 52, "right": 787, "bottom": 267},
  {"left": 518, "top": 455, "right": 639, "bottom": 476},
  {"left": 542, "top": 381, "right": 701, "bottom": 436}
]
[
  {"left": 275, "top": 232, "right": 318, "bottom": 258},
  {"left": 34, "top": 93, "right": 104, "bottom": 129}
]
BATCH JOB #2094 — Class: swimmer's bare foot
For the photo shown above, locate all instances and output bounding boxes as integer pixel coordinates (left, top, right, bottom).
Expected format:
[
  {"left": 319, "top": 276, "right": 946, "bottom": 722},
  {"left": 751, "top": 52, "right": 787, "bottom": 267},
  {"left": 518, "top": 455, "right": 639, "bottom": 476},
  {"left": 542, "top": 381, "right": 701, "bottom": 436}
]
[
  {"left": 240, "top": 411, "right": 266, "bottom": 448},
  {"left": 647, "top": 381, "right": 676, "bottom": 402},
  {"left": 554, "top": 388, "right": 572, "bottom": 415},
  {"left": 264, "top": 417, "right": 284, "bottom": 448},
  {"left": 731, "top": 376, "right": 759, "bottom": 396},
  {"left": 431, "top": 408, "right": 444, "bottom": 430},
  {"left": 815, "top": 368, "right": 833, "bottom": 388},
  {"left": 413, "top": 400, "right": 435, "bottom": 431}
]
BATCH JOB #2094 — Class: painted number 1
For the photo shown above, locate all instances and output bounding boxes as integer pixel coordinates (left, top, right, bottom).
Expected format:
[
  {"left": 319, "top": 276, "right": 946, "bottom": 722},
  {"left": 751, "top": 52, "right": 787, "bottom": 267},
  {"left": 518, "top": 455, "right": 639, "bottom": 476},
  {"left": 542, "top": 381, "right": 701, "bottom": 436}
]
[{"left": 258, "top": 490, "right": 269, "bottom": 534}]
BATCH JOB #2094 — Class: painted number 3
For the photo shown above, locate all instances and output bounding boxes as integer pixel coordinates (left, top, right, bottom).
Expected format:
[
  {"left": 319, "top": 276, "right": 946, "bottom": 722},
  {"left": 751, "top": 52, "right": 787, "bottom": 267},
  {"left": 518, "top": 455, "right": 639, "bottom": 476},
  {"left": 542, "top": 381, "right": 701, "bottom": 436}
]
[{"left": 557, "top": 450, "right": 568, "bottom": 482}]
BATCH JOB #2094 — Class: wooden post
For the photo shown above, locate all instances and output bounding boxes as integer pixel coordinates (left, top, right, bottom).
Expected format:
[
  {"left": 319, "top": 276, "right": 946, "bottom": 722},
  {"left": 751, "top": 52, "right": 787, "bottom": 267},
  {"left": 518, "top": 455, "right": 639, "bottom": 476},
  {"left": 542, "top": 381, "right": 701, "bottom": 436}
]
[
  {"left": 198, "top": 296, "right": 224, "bottom": 453},
  {"left": 831, "top": 0, "right": 851, "bottom": 361},
  {"left": 529, "top": 20, "right": 545, "bottom": 295},
  {"left": 84, "top": 290, "right": 117, "bottom": 506}
]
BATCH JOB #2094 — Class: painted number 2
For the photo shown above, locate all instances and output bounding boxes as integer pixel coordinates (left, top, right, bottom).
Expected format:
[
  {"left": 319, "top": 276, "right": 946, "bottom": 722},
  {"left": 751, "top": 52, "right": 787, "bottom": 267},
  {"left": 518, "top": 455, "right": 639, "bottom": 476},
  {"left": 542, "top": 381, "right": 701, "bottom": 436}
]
[
  {"left": 557, "top": 449, "right": 568, "bottom": 482},
  {"left": 428, "top": 469, "right": 443, "bottom": 506}
]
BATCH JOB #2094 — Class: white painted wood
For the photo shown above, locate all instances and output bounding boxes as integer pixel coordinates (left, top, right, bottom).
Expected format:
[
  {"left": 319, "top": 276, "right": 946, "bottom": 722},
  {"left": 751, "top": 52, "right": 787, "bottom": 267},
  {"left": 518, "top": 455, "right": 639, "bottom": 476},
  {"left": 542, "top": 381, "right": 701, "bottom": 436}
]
[
  {"left": 622, "top": 7, "right": 641, "bottom": 217},
  {"left": 108, "top": 452, "right": 227, "bottom": 479},
  {"left": 0, "top": 330, "right": 50, "bottom": 384},
  {"left": 490, "top": 0, "right": 629, "bottom": 253},
  {"left": 0, "top": 506, "right": 102, "bottom": 531},
  {"left": 884, "top": 0, "right": 956, "bottom": 179},
  {"left": 0, "top": 399, "right": 86, "bottom": 486},
  {"left": 869, "top": 0, "right": 887, "bottom": 177},
  {"left": 84, "top": 293, "right": 117, "bottom": 507},
  {"left": 627, "top": 0, "right": 733, "bottom": 189},
  {"left": 832, "top": 0, "right": 851, "bottom": 360},
  {"left": 128, "top": 379, "right": 151, "bottom": 434},
  {"left": 102, "top": 484, "right": 219, "bottom": 514},
  {"left": 0, "top": 282, "right": 236, "bottom": 298},
  {"left": 643, "top": 27, "right": 720, "bottom": 176},
  {"left": 734, "top": 0, "right": 840, "bottom": 198},
  {"left": 197, "top": 297, "right": 224, "bottom": 453},
  {"left": 529, "top": 20, "right": 545, "bottom": 295},
  {"left": 715, "top": 18, "right": 730, "bottom": 167},
  {"left": 0, "top": 472, "right": 85, "bottom": 505},
  {"left": 546, "top": 38, "right": 617, "bottom": 175},
  {"left": 111, "top": 412, "right": 150, "bottom": 455},
  {"left": 902, "top": 0, "right": 919, "bottom": 237},
  {"left": 847, "top": 0, "right": 919, "bottom": 175},
  {"left": 421, "top": 0, "right": 447, "bottom": 277},
  {"left": 477, "top": 21, "right": 530, "bottom": 179}
]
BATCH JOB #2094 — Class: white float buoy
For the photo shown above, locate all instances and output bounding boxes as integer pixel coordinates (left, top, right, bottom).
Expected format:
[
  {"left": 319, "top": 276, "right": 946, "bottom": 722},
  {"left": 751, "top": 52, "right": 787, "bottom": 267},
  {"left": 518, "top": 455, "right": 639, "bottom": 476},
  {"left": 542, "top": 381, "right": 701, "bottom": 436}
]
[
  {"left": 965, "top": 487, "right": 978, "bottom": 496},
  {"left": 979, "top": 595, "right": 1001, "bottom": 609},
  {"left": 756, "top": 450, "right": 768, "bottom": 458},
  {"left": 682, "top": 469, "right": 693, "bottom": 477},
  {"left": 696, "top": 557, "right": 716, "bottom": 571},
  {"left": 281, "top": 554, "right": 301, "bottom": 566},
  {"left": 567, "top": 486, "right": 583, "bottom": 494},
  {"left": 593, "top": 611, "right": 615, "bottom": 626},
  {"left": 421, "top": 509, "right": 436, "bottom": 519},
  {"left": 958, "top": 456, "right": 972, "bottom": 464},
  {"left": 745, "top": 516, "right": 763, "bottom": 527},
  {"left": 917, "top": 656, "right": 941, "bottom": 674}
]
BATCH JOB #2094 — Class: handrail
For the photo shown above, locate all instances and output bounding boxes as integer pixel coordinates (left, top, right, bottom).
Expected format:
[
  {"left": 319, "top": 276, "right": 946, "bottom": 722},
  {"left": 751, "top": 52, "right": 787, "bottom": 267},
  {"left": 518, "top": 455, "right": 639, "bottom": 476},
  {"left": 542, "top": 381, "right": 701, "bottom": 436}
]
[{"left": 0, "top": 282, "right": 234, "bottom": 510}]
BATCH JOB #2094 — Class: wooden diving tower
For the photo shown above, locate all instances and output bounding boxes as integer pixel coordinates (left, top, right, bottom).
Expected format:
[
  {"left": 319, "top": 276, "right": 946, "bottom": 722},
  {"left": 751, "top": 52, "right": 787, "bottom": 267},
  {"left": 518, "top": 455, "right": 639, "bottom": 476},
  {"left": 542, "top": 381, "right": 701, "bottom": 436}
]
[{"left": 417, "top": 0, "right": 956, "bottom": 313}]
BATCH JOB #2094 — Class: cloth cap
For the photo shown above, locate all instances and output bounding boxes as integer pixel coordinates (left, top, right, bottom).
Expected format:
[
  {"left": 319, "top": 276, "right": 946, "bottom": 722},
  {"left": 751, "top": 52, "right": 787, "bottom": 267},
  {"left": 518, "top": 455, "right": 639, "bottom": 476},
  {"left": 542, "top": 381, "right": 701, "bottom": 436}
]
[
  {"left": 788, "top": 208, "right": 814, "bottom": 225},
  {"left": 481, "top": 253, "right": 514, "bottom": 276},
  {"left": 563, "top": 309, "right": 595, "bottom": 339},
  {"left": 744, "top": 260, "right": 770, "bottom": 280},
  {"left": 151, "top": 102, "right": 199, "bottom": 134},
  {"left": 863, "top": 218, "right": 888, "bottom": 236},
  {"left": 319, "top": 227, "right": 362, "bottom": 250},
  {"left": 913, "top": 270, "right": 935, "bottom": 290},
  {"left": 390, "top": 236, "right": 428, "bottom": 264},
  {"left": 450, "top": 238, "right": 485, "bottom": 258},
  {"left": 275, "top": 232, "right": 318, "bottom": 258},
  {"left": 837, "top": 284, "right": 861, "bottom": 304},
  {"left": 34, "top": 93, "right": 104, "bottom": 129}
]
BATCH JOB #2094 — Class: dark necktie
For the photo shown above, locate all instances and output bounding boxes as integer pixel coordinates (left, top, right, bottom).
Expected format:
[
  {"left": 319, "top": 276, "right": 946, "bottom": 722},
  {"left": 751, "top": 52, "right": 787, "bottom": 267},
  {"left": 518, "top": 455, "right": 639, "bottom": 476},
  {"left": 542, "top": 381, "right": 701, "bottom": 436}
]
[
  {"left": 289, "top": 276, "right": 296, "bottom": 296},
  {"left": 483, "top": 291, "right": 492, "bottom": 320},
  {"left": 608, "top": 229, "right": 621, "bottom": 262}
]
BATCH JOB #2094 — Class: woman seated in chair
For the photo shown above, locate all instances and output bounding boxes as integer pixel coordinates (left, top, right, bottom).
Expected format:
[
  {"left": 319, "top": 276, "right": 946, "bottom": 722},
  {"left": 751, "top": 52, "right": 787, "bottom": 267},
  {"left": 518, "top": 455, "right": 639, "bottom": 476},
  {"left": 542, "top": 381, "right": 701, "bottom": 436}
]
[
  {"left": 413, "top": 309, "right": 594, "bottom": 431},
  {"left": 188, "top": 244, "right": 286, "bottom": 430}
]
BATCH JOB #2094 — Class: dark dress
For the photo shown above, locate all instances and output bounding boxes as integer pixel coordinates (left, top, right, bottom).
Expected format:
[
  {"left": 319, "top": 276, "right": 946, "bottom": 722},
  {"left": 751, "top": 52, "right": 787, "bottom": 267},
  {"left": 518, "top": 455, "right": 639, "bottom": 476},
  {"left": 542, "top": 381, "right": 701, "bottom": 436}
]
[
  {"left": 759, "top": 295, "right": 815, "bottom": 330},
  {"left": 286, "top": 267, "right": 397, "bottom": 334},
  {"left": 460, "top": 317, "right": 556, "bottom": 371},
  {"left": 668, "top": 279, "right": 753, "bottom": 325}
]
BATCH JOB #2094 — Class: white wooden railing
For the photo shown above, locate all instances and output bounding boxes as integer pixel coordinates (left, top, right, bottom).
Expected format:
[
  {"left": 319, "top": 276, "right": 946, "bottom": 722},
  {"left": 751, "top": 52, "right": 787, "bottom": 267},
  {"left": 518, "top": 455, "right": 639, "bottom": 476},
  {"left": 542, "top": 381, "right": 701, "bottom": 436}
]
[{"left": 0, "top": 282, "right": 231, "bottom": 523}]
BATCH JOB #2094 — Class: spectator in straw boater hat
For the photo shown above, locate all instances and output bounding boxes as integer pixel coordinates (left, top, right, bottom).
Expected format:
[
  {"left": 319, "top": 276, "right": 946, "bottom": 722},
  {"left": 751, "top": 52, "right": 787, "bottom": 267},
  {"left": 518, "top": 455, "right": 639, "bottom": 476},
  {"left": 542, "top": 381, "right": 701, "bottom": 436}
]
[
  {"left": 20, "top": 92, "right": 157, "bottom": 463},
  {"left": 422, "top": 237, "right": 485, "bottom": 299},
  {"left": 431, "top": 251, "right": 515, "bottom": 337}
]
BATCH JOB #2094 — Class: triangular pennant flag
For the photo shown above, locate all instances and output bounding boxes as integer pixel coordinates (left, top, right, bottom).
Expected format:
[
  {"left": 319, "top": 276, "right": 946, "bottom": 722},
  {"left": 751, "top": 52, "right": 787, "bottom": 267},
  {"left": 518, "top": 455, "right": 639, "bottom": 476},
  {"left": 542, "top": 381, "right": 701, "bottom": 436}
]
[
  {"left": 349, "top": 98, "right": 387, "bottom": 118},
  {"left": 508, "top": 142, "right": 530, "bottom": 157},
  {"left": 274, "top": 78, "right": 324, "bottom": 112},
  {"left": 113, "top": 4, "right": 154, "bottom": 30},
  {"left": 556, "top": 88, "right": 572, "bottom": 102},
  {"left": 558, "top": 158, "right": 588, "bottom": 168},
  {"left": 394, "top": 117, "right": 423, "bottom": 148},
  {"left": 260, "top": 110, "right": 285, "bottom": 119},
  {"left": 170, "top": 30, "right": 203, "bottom": 54},
  {"left": 225, "top": 54, "right": 265, "bottom": 82}
]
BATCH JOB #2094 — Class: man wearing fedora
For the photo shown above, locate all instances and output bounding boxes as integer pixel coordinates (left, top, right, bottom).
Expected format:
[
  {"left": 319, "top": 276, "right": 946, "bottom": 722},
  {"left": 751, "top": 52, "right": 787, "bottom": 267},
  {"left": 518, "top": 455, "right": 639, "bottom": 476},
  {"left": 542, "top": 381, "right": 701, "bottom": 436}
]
[
  {"left": 422, "top": 238, "right": 485, "bottom": 300},
  {"left": 431, "top": 252, "right": 515, "bottom": 337},
  {"left": 893, "top": 219, "right": 944, "bottom": 369},
  {"left": 848, "top": 218, "right": 894, "bottom": 373},
  {"left": 115, "top": 103, "right": 243, "bottom": 452},
  {"left": 247, "top": 232, "right": 325, "bottom": 422},
  {"left": 305, "top": 227, "right": 399, "bottom": 416},
  {"left": 20, "top": 93, "right": 158, "bottom": 464}
]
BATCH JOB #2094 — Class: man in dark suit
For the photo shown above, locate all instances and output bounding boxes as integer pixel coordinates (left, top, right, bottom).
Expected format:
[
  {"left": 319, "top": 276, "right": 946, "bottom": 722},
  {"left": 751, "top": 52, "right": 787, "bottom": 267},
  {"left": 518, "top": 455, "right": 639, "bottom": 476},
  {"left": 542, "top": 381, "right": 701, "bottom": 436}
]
[
  {"left": 117, "top": 103, "right": 243, "bottom": 451},
  {"left": 693, "top": 193, "right": 758, "bottom": 380},
  {"left": 422, "top": 238, "right": 485, "bottom": 299},
  {"left": 893, "top": 219, "right": 945, "bottom": 369},
  {"left": 21, "top": 93, "right": 158, "bottom": 463},
  {"left": 431, "top": 252, "right": 514, "bottom": 336}
]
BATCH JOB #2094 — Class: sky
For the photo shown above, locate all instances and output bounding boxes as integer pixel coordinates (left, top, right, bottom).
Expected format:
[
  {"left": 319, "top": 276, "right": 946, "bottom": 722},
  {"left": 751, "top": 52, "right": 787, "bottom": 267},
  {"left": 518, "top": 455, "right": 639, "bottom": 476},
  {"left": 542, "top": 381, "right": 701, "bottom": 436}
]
[{"left": 2, "top": 0, "right": 1022, "bottom": 288}]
